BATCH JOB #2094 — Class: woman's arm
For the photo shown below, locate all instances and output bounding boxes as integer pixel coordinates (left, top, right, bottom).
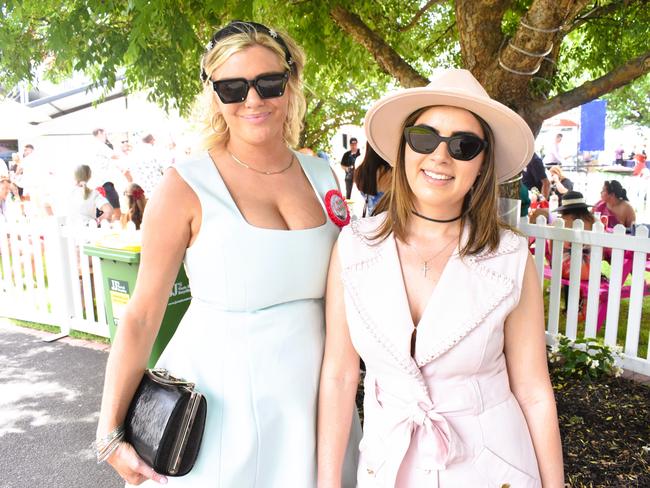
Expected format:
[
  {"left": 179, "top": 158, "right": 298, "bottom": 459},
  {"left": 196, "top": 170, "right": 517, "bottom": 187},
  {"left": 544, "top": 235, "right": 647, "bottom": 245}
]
[
  {"left": 623, "top": 202, "right": 636, "bottom": 227},
  {"left": 97, "top": 203, "right": 114, "bottom": 223},
  {"left": 96, "top": 168, "right": 199, "bottom": 485},
  {"left": 504, "top": 255, "right": 564, "bottom": 487},
  {"left": 552, "top": 176, "right": 571, "bottom": 195},
  {"left": 318, "top": 243, "right": 360, "bottom": 488}
]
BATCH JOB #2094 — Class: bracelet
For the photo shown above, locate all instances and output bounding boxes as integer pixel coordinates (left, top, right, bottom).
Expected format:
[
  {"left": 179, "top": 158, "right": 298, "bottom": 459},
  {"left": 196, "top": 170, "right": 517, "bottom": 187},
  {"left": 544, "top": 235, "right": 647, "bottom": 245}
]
[{"left": 93, "top": 424, "right": 125, "bottom": 463}]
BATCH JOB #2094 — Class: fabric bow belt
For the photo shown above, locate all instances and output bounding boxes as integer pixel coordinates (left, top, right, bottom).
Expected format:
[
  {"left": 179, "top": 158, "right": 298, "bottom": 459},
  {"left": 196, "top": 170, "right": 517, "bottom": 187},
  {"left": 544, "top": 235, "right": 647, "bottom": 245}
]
[{"left": 366, "top": 381, "right": 466, "bottom": 485}]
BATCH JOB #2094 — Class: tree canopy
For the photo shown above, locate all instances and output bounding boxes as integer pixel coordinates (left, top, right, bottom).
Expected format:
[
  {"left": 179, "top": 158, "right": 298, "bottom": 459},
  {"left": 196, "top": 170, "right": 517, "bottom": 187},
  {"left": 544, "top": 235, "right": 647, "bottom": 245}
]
[{"left": 1, "top": 0, "right": 648, "bottom": 148}]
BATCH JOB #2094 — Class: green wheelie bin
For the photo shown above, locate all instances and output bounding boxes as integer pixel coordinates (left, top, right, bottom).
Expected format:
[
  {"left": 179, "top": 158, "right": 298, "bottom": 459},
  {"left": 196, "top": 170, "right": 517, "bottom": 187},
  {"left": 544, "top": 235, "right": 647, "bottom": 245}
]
[{"left": 84, "top": 243, "right": 191, "bottom": 368}]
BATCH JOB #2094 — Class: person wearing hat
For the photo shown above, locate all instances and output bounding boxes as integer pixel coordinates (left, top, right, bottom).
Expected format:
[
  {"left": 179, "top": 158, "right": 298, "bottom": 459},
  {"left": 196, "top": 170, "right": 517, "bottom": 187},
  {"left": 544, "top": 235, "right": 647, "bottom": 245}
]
[
  {"left": 555, "top": 191, "right": 595, "bottom": 281},
  {"left": 555, "top": 190, "right": 594, "bottom": 224},
  {"left": 318, "top": 69, "right": 563, "bottom": 487}
]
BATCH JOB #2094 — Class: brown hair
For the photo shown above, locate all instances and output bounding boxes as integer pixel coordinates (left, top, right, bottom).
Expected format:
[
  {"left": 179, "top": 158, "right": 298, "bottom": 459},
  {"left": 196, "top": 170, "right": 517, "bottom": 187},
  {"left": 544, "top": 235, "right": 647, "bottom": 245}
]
[
  {"left": 123, "top": 183, "right": 147, "bottom": 230},
  {"left": 354, "top": 142, "right": 392, "bottom": 196},
  {"left": 372, "top": 106, "right": 505, "bottom": 256},
  {"left": 559, "top": 207, "right": 595, "bottom": 226}
]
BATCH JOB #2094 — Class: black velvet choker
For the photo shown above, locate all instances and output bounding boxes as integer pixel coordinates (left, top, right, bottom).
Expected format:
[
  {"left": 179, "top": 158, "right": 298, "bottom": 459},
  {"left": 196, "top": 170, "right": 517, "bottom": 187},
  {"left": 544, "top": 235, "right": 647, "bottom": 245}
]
[{"left": 412, "top": 210, "right": 462, "bottom": 223}]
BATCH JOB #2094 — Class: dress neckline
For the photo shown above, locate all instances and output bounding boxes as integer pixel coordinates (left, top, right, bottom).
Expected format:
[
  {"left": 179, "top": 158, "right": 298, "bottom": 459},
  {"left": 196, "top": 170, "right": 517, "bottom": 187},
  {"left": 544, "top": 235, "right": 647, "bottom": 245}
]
[{"left": 206, "top": 150, "right": 329, "bottom": 233}]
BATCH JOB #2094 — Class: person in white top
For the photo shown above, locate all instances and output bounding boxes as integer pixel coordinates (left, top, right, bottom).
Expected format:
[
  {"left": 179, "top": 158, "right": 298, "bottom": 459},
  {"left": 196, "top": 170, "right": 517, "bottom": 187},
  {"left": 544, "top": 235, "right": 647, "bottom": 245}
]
[
  {"left": 89, "top": 128, "right": 126, "bottom": 222},
  {"left": 0, "top": 176, "right": 11, "bottom": 221},
  {"left": 543, "top": 133, "right": 565, "bottom": 166},
  {"left": 67, "top": 165, "right": 114, "bottom": 226},
  {"left": 129, "top": 134, "right": 166, "bottom": 196},
  {"left": 20, "top": 144, "right": 55, "bottom": 217}
]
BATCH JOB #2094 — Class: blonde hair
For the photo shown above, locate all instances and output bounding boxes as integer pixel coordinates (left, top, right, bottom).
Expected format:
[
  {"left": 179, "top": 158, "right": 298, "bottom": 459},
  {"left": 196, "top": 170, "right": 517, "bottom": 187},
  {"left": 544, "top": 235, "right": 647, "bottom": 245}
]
[
  {"left": 548, "top": 165, "right": 565, "bottom": 179},
  {"left": 373, "top": 106, "right": 506, "bottom": 256},
  {"left": 74, "top": 165, "right": 92, "bottom": 200},
  {"left": 200, "top": 26, "right": 306, "bottom": 150}
]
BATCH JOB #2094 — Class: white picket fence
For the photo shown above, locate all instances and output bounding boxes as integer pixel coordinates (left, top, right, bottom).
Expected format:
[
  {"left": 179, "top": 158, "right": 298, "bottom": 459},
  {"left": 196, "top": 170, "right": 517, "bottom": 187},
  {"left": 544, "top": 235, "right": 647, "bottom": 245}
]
[
  {"left": 520, "top": 216, "right": 650, "bottom": 375},
  {"left": 1, "top": 215, "right": 649, "bottom": 375},
  {"left": 0, "top": 216, "right": 113, "bottom": 339}
]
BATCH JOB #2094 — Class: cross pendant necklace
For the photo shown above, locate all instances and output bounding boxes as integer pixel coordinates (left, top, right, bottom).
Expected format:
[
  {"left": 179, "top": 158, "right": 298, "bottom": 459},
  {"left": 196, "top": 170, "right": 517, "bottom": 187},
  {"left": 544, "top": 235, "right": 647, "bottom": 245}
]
[{"left": 408, "top": 235, "right": 458, "bottom": 278}]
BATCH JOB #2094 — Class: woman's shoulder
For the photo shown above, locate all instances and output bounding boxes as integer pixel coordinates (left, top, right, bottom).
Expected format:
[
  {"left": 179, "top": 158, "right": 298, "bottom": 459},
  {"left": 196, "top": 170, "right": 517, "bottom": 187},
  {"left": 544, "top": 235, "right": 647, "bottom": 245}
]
[
  {"left": 482, "top": 227, "right": 528, "bottom": 259},
  {"left": 174, "top": 151, "right": 212, "bottom": 171},
  {"left": 296, "top": 152, "right": 333, "bottom": 177},
  {"left": 337, "top": 213, "right": 388, "bottom": 266},
  {"left": 340, "top": 212, "right": 387, "bottom": 244}
]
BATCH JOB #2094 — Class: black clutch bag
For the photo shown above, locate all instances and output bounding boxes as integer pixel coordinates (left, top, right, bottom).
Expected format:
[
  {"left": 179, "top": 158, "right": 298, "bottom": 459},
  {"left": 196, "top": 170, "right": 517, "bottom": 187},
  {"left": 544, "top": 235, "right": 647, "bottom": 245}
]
[{"left": 124, "top": 369, "right": 207, "bottom": 476}]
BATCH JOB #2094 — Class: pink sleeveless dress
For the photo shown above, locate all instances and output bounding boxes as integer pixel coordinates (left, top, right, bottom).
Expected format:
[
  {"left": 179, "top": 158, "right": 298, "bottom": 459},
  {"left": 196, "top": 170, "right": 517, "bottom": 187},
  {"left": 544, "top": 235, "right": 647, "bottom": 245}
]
[{"left": 338, "top": 213, "right": 542, "bottom": 487}]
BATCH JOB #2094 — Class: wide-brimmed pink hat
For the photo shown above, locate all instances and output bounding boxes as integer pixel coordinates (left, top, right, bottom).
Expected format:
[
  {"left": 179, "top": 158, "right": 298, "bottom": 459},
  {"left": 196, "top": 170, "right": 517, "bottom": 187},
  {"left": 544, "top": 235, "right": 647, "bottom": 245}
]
[{"left": 364, "top": 68, "right": 534, "bottom": 183}]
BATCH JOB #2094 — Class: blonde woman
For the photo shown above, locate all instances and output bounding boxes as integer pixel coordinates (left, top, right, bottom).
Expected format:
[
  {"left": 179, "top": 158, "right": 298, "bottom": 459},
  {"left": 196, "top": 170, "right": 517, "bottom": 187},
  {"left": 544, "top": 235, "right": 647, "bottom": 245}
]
[
  {"left": 67, "top": 164, "right": 113, "bottom": 226},
  {"left": 95, "top": 21, "right": 358, "bottom": 487}
]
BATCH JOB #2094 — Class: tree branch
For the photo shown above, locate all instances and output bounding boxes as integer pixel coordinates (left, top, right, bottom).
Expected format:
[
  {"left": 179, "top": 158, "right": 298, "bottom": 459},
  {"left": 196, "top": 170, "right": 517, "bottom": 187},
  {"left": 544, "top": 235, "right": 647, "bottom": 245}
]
[
  {"left": 424, "top": 21, "right": 456, "bottom": 51},
  {"left": 531, "top": 51, "right": 650, "bottom": 120},
  {"left": 330, "top": 5, "right": 428, "bottom": 87},
  {"left": 306, "top": 98, "right": 324, "bottom": 119},
  {"left": 568, "top": 0, "right": 624, "bottom": 32},
  {"left": 399, "top": 0, "right": 444, "bottom": 32}
]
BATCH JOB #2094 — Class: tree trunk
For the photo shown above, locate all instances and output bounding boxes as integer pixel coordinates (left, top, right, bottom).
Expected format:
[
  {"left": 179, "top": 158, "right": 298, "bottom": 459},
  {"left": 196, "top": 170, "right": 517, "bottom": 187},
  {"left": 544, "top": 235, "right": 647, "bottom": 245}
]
[{"left": 331, "top": 2, "right": 650, "bottom": 137}]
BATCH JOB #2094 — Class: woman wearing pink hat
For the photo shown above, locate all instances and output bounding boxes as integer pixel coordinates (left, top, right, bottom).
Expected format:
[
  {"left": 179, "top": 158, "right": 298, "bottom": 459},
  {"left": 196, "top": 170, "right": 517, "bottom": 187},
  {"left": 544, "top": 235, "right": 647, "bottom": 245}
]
[{"left": 318, "top": 69, "right": 563, "bottom": 487}]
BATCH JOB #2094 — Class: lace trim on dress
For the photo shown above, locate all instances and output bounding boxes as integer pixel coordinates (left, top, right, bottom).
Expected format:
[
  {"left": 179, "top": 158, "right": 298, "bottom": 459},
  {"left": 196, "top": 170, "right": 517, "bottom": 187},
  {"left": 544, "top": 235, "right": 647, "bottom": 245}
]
[
  {"left": 415, "top": 253, "right": 514, "bottom": 367},
  {"left": 341, "top": 272, "right": 429, "bottom": 395}
]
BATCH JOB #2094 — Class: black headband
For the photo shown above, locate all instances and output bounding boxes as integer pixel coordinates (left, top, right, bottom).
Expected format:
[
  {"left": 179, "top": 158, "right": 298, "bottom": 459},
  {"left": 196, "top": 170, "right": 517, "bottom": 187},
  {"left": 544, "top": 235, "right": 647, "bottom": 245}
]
[{"left": 200, "top": 21, "right": 295, "bottom": 83}]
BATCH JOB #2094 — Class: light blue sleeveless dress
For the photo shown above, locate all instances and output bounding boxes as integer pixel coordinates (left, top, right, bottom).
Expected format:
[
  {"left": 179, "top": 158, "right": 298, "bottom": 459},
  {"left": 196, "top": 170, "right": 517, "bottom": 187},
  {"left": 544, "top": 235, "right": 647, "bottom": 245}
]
[{"left": 130, "top": 151, "right": 359, "bottom": 487}]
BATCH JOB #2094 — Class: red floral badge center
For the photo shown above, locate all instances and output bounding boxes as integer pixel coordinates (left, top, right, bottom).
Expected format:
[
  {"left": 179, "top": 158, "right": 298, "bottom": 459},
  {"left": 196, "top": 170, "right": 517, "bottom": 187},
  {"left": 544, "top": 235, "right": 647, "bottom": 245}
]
[{"left": 324, "top": 189, "right": 350, "bottom": 228}]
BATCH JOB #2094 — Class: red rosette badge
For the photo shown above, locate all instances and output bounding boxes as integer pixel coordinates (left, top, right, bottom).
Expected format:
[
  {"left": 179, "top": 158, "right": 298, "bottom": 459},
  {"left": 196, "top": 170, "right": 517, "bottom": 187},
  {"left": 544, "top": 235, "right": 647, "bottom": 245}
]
[{"left": 324, "top": 189, "right": 350, "bottom": 228}]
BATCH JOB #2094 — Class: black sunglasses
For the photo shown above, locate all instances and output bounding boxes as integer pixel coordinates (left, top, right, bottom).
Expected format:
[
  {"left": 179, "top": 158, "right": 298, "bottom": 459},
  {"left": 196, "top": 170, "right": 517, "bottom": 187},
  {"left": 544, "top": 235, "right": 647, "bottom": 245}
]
[
  {"left": 212, "top": 72, "right": 289, "bottom": 104},
  {"left": 403, "top": 124, "right": 488, "bottom": 161}
]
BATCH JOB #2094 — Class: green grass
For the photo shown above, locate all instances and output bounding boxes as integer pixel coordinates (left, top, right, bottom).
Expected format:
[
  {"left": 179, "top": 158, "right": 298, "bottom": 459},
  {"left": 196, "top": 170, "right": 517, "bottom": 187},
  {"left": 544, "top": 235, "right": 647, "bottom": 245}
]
[
  {"left": 543, "top": 274, "right": 650, "bottom": 358},
  {"left": 9, "top": 318, "right": 111, "bottom": 344}
]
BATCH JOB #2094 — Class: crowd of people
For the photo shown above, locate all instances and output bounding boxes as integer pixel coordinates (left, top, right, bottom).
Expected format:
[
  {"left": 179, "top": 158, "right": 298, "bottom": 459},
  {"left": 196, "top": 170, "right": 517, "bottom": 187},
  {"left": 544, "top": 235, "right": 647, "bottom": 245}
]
[
  {"left": 520, "top": 146, "right": 642, "bottom": 233},
  {"left": 0, "top": 131, "right": 181, "bottom": 227}
]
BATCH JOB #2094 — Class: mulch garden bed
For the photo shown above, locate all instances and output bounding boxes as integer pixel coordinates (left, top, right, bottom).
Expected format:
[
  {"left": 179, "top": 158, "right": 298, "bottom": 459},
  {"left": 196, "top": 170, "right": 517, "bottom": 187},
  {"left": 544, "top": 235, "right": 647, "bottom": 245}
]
[
  {"left": 355, "top": 368, "right": 650, "bottom": 487},
  {"left": 551, "top": 367, "right": 650, "bottom": 487}
]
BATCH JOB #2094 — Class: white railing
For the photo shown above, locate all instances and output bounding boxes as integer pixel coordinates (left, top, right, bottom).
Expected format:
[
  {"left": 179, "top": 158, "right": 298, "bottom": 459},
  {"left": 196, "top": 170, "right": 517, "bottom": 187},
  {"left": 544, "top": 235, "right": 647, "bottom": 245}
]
[
  {"left": 0, "top": 216, "right": 111, "bottom": 339},
  {"left": 519, "top": 216, "right": 650, "bottom": 375},
  {"left": 2, "top": 214, "right": 649, "bottom": 374}
]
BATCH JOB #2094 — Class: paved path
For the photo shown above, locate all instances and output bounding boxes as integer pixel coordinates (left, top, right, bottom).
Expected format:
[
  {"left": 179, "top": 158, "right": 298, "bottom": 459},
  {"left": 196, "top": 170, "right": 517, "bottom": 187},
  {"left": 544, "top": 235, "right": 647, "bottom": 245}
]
[{"left": 0, "top": 319, "right": 122, "bottom": 488}]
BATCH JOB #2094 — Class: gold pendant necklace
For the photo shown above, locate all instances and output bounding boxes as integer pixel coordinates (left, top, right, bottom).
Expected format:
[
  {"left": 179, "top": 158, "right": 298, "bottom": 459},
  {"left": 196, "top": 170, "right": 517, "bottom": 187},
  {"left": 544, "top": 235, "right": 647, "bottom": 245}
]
[
  {"left": 408, "top": 236, "right": 457, "bottom": 277},
  {"left": 229, "top": 151, "right": 295, "bottom": 175}
]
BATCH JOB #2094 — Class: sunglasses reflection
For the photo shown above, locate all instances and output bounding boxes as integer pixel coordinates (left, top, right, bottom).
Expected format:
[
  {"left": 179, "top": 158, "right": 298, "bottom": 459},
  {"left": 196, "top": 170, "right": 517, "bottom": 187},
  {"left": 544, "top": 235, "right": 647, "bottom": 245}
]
[
  {"left": 211, "top": 71, "right": 289, "bottom": 104},
  {"left": 404, "top": 124, "right": 487, "bottom": 161}
]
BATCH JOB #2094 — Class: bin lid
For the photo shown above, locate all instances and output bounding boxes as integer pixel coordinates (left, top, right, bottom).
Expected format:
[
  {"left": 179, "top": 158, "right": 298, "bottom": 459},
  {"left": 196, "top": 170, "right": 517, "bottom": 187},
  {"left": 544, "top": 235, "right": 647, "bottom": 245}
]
[
  {"left": 84, "top": 233, "right": 142, "bottom": 263},
  {"left": 84, "top": 245, "right": 140, "bottom": 263}
]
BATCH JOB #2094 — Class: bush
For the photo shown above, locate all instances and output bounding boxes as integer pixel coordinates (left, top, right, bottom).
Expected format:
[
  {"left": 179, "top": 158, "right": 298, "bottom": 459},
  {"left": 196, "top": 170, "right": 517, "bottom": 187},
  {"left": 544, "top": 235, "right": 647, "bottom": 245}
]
[{"left": 548, "top": 334, "right": 623, "bottom": 381}]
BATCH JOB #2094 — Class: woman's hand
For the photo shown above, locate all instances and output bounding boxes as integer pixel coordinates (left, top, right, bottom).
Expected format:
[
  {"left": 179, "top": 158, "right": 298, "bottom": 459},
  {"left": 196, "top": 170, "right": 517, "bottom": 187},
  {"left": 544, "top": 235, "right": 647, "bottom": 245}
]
[{"left": 108, "top": 442, "right": 168, "bottom": 485}]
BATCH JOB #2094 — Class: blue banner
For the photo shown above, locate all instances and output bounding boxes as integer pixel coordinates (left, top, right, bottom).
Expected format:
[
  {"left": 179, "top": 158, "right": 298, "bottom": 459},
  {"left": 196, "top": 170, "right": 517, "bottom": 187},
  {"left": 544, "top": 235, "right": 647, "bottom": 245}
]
[{"left": 580, "top": 99, "right": 607, "bottom": 152}]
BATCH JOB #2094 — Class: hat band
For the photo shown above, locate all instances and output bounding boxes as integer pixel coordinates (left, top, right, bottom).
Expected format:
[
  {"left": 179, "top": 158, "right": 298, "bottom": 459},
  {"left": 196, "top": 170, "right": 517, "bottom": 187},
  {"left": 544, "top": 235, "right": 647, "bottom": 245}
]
[{"left": 561, "top": 197, "right": 586, "bottom": 206}]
